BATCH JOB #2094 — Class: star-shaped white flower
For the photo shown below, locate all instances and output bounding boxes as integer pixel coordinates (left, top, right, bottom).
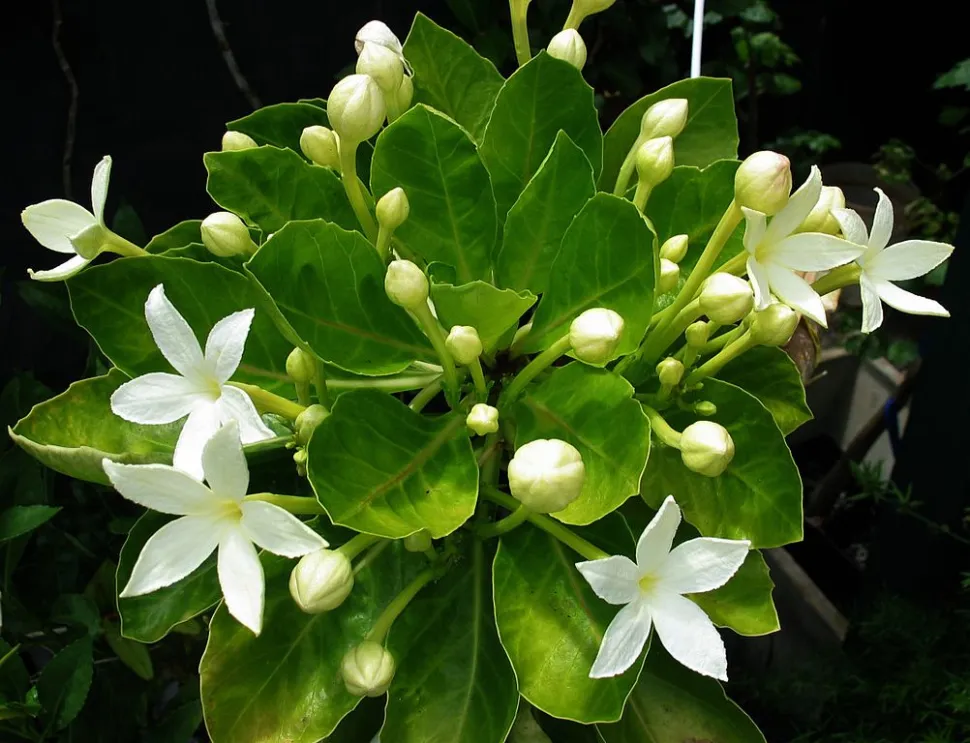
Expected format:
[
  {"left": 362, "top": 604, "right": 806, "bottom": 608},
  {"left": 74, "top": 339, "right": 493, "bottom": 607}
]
[
  {"left": 103, "top": 423, "right": 327, "bottom": 634},
  {"left": 576, "top": 495, "right": 750, "bottom": 681},
  {"left": 110, "top": 284, "right": 274, "bottom": 480},
  {"left": 21, "top": 156, "right": 112, "bottom": 282},
  {"left": 742, "top": 166, "right": 865, "bottom": 326},
  {"left": 833, "top": 188, "right": 953, "bottom": 333}
]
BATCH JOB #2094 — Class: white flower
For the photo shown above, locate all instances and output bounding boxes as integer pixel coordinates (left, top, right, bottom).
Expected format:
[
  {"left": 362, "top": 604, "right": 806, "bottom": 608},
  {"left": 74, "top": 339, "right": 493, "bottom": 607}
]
[
  {"left": 110, "top": 284, "right": 274, "bottom": 480},
  {"left": 21, "top": 156, "right": 112, "bottom": 282},
  {"left": 576, "top": 495, "right": 750, "bottom": 680},
  {"left": 742, "top": 166, "right": 865, "bottom": 326},
  {"left": 833, "top": 188, "right": 953, "bottom": 333},
  {"left": 103, "top": 423, "right": 327, "bottom": 634}
]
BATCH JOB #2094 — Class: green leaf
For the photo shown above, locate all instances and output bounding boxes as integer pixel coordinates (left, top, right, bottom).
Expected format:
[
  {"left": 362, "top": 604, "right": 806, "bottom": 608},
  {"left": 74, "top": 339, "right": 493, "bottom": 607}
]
[
  {"left": 430, "top": 280, "right": 536, "bottom": 351},
  {"left": 692, "top": 549, "right": 779, "bottom": 636},
  {"left": 481, "top": 52, "right": 602, "bottom": 218},
  {"left": 403, "top": 13, "right": 505, "bottom": 141},
  {"left": 0, "top": 505, "right": 60, "bottom": 543},
  {"left": 496, "top": 131, "right": 596, "bottom": 294},
  {"left": 102, "top": 622, "right": 154, "bottom": 680},
  {"left": 514, "top": 363, "right": 649, "bottom": 525},
  {"left": 117, "top": 512, "right": 220, "bottom": 643},
  {"left": 145, "top": 220, "right": 202, "bottom": 253},
  {"left": 246, "top": 219, "right": 434, "bottom": 375},
  {"left": 9, "top": 371, "right": 181, "bottom": 486},
  {"left": 200, "top": 546, "right": 425, "bottom": 743},
  {"left": 384, "top": 538, "right": 518, "bottom": 743},
  {"left": 596, "top": 643, "right": 766, "bottom": 743},
  {"left": 51, "top": 595, "right": 101, "bottom": 636},
  {"left": 307, "top": 389, "right": 478, "bottom": 538},
  {"left": 518, "top": 194, "right": 656, "bottom": 358},
  {"left": 600, "top": 77, "right": 739, "bottom": 190},
  {"left": 68, "top": 255, "right": 292, "bottom": 393},
  {"left": 716, "top": 346, "right": 812, "bottom": 436},
  {"left": 492, "top": 517, "right": 644, "bottom": 723},
  {"left": 371, "top": 105, "right": 497, "bottom": 282},
  {"left": 227, "top": 102, "right": 330, "bottom": 152},
  {"left": 204, "top": 146, "right": 358, "bottom": 233},
  {"left": 640, "top": 379, "right": 803, "bottom": 548},
  {"left": 37, "top": 637, "right": 94, "bottom": 731}
]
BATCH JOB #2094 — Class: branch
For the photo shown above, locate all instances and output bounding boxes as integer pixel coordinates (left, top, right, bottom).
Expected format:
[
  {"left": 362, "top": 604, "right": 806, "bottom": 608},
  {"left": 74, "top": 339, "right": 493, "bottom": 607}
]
[
  {"left": 51, "top": 0, "right": 79, "bottom": 198},
  {"left": 205, "top": 0, "right": 261, "bottom": 110}
]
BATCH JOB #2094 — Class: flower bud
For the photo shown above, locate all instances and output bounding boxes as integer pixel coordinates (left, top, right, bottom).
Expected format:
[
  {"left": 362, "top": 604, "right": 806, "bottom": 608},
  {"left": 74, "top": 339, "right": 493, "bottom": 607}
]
[
  {"left": 357, "top": 41, "right": 404, "bottom": 96},
  {"left": 404, "top": 530, "right": 432, "bottom": 553},
  {"left": 660, "top": 234, "right": 689, "bottom": 263},
  {"left": 300, "top": 126, "right": 340, "bottom": 169},
  {"left": 395, "top": 75, "right": 414, "bottom": 112},
  {"left": 658, "top": 259, "right": 680, "bottom": 294},
  {"left": 511, "top": 322, "right": 533, "bottom": 349},
  {"left": 693, "top": 401, "right": 717, "bottom": 416},
  {"left": 200, "top": 211, "right": 256, "bottom": 257},
  {"left": 466, "top": 403, "right": 499, "bottom": 436},
  {"left": 750, "top": 303, "right": 799, "bottom": 346},
  {"left": 547, "top": 30, "right": 587, "bottom": 70},
  {"left": 640, "top": 98, "right": 689, "bottom": 140},
  {"left": 569, "top": 308, "right": 624, "bottom": 365},
  {"left": 680, "top": 421, "right": 735, "bottom": 477},
  {"left": 376, "top": 187, "right": 410, "bottom": 232},
  {"left": 295, "top": 404, "right": 329, "bottom": 447},
  {"left": 685, "top": 321, "right": 710, "bottom": 347},
  {"left": 327, "top": 74, "right": 387, "bottom": 145},
  {"left": 657, "top": 358, "right": 684, "bottom": 386},
  {"left": 384, "top": 260, "right": 428, "bottom": 309},
  {"left": 289, "top": 549, "right": 354, "bottom": 613},
  {"left": 699, "top": 274, "right": 754, "bottom": 325},
  {"left": 508, "top": 439, "right": 585, "bottom": 514},
  {"left": 735, "top": 151, "right": 793, "bottom": 216},
  {"left": 341, "top": 641, "right": 395, "bottom": 697},
  {"left": 286, "top": 347, "right": 316, "bottom": 383},
  {"left": 293, "top": 448, "right": 308, "bottom": 476},
  {"left": 797, "top": 186, "right": 845, "bottom": 235},
  {"left": 446, "top": 326, "right": 483, "bottom": 365},
  {"left": 221, "top": 130, "right": 258, "bottom": 151},
  {"left": 635, "top": 136, "right": 675, "bottom": 187},
  {"left": 355, "top": 21, "right": 404, "bottom": 60}
]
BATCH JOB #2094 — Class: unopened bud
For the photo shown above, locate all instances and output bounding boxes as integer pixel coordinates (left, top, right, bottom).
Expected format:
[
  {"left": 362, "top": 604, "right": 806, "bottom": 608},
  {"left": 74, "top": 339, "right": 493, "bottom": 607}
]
[
  {"left": 660, "top": 234, "right": 689, "bottom": 263},
  {"left": 640, "top": 98, "right": 689, "bottom": 140},
  {"left": 511, "top": 322, "right": 533, "bottom": 349},
  {"left": 680, "top": 421, "right": 735, "bottom": 477},
  {"left": 295, "top": 404, "right": 329, "bottom": 447},
  {"left": 636, "top": 137, "right": 675, "bottom": 187},
  {"left": 357, "top": 42, "right": 404, "bottom": 96},
  {"left": 376, "top": 188, "right": 410, "bottom": 231},
  {"left": 355, "top": 21, "right": 405, "bottom": 63},
  {"left": 508, "top": 439, "right": 585, "bottom": 514},
  {"left": 685, "top": 321, "right": 710, "bottom": 347},
  {"left": 404, "top": 530, "right": 432, "bottom": 552},
  {"left": 735, "top": 151, "right": 793, "bottom": 216},
  {"left": 569, "top": 308, "right": 624, "bottom": 365},
  {"left": 341, "top": 641, "right": 395, "bottom": 697},
  {"left": 657, "top": 358, "right": 684, "bottom": 386},
  {"left": 658, "top": 259, "right": 680, "bottom": 294},
  {"left": 547, "top": 30, "right": 587, "bottom": 70},
  {"left": 797, "top": 186, "right": 845, "bottom": 235},
  {"left": 466, "top": 403, "right": 499, "bottom": 436},
  {"left": 693, "top": 401, "right": 717, "bottom": 416},
  {"left": 327, "top": 74, "right": 387, "bottom": 145},
  {"left": 200, "top": 212, "right": 256, "bottom": 257},
  {"left": 221, "top": 131, "right": 258, "bottom": 151},
  {"left": 446, "top": 326, "right": 483, "bottom": 365},
  {"left": 700, "top": 274, "right": 754, "bottom": 325},
  {"left": 395, "top": 75, "right": 414, "bottom": 112},
  {"left": 293, "top": 448, "right": 308, "bottom": 476},
  {"left": 289, "top": 549, "right": 353, "bottom": 613},
  {"left": 750, "top": 303, "right": 799, "bottom": 346},
  {"left": 300, "top": 126, "right": 340, "bottom": 168},
  {"left": 384, "top": 260, "right": 428, "bottom": 309},
  {"left": 286, "top": 347, "right": 316, "bottom": 383}
]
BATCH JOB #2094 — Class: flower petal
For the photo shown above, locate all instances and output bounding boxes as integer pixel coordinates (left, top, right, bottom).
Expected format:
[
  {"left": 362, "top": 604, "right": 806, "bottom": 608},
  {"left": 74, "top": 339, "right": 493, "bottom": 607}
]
[
  {"left": 110, "top": 372, "right": 208, "bottom": 425},
  {"left": 770, "top": 233, "right": 864, "bottom": 272},
  {"left": 866, "top": 240, "right": 954, "bottom": 282},
  {"left": 657, "top": 537, "right": 750, "bottom": 595},
  {"left": 740, "top": 207, "right": 767, "bottom": 255},
  {"left": 240, "top": 501, "right": 327, "bottom": 557},
  {"left": 102, "top": 458, "right": 223, "bottom": 515},
  {"left": 765, "top": 264, "right": 827, "bottom": 326},
  {"left": 173, "top": 403, "right": 222, "bottom": 481},
  {"left": 119, "top": 515, "right": 222, "bottom": 597},
  {"left": 201, "top": 421, "right": 249, "bottom": 502},
  {"left": 216, "top": 385, "right": 275, "bottom": 444},
  {"left": 21, "top": 200, "right": 97, "bottom": 254},
  {"left": 145, "top": 284, "right": 206, "bottom": 379},
  {"left": 872, "top": 280, "right": 950, "bottom": 318},
  {"left": 589, "top": 598, "right": 652, "bottom": 679},
  {"left": 27, "top": 254, "right": 91, "bottom": 282},
  {"left": 868, "top": 187, "right": 894, "bottom": 252},
  {"left": 649, "top": 590, "right": 727, "bottom": 681},
  {"left": 575, "top": 556, "right": 640, "bottom": 605},
  {"left": 205, "top": 309, "right": 255, "bottom": 384},
  {"left": 218, "top": 527, "right": 265, "bottom": 635},
  {"left": 764, "top": 165, "right": 821, "bottom": 243},
  {"left": 832, "top": 208, "right": 868, "bottom": 246},
  {"left": 636, "top": 495, "right": 680, "bottom": 574},
  {"left": 91, "top": 156, "right": 112, "bottom": 224},
  {"left": 746, "top": 256, "right": 772, "bottom": 311},
  {"left": 859, "top": 274, "right": 885, "bottom": 334}
]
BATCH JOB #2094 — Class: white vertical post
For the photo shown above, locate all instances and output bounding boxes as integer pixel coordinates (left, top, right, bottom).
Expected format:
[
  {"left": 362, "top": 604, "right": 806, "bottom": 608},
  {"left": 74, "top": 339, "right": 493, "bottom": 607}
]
[{"left": 691, "top": 0, "right": 705, "bottom": 78}]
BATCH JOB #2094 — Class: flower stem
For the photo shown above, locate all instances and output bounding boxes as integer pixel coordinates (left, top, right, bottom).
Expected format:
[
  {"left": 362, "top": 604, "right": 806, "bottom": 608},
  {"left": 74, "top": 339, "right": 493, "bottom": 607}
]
[
  {"left": 640, "top": 406, "right": 683, "bottom": 448},
  {"left": 338, "top": 140, "right": 378, "bottom": 242},
  {"left": 613, "top": 135, "right": 646, "bottom": 197},
  {"left": 338, "top": 532, "right": 383, "bottom": 560},
  {"left": 329, "top": 373, "right": 440, "bottom": 393},
  {"left": 684, "top": 330, "right": 757, "bottom": 385},
  {"left": 312, "top": 360, "right": 332, "bottom": 409},
  {"left": 104, "top": 232, "right": 148, "bottom": 257},
  {"left": 475, "top": 504, "right": 531, "bottom": 539},
  {"left": 698, "top": 325, "right": 745, "bottom": 355},
  {"left": 469, "top": 358, "right": 488, "bottom": 398},
  {"left": 633, "top": 182, "right": 653, "bottom": 213},
  {"left": 244, "top": 493, "right": 325, "bottom": 515},
  {"left": 375, "top": 224, "right": 393, "bottom": 262},
  {"left": 353, "top": 539, "right": 390, "bottom": 575},
  {"left": 502, "top": 333, "right": 572, "bottom": 407},
  {"left": 811, "top": 263, "right": 861, "bottom": 297},
  {"left": 719, "top": 252, "right": 747, "bottom": 276},
  {"left": 563, "top": 3, "right": 584, "bottom": 30},
  {"left": 409, "top": 376, "right": 443, "bottom": 412},
  {"left": 410, "top": 303, "right": 460, "bottom": 407},
  {"left": 366, "top": 567, "right": 438, "bottom": 643},
  {"left": 294, "top": 380, "right": 311, "bottom": 407},
  {"left": 631, "top": 298, "right": 704, "bottom": 373},
  {"left": 242, "top": 436, "right": 294, "bottom": 455},
  {"left": 229, "top": 382, "right": 306, "bottom": 419},
  {"left": 510, "top": 1, "right": 532, "bottom": 67}
]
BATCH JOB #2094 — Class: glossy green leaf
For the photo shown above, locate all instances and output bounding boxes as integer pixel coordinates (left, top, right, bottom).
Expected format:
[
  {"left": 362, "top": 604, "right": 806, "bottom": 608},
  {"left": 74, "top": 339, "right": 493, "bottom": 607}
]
[
  {"left": 246, "top": 219, "right": 435, "bottom": 375},
  {"left": 384, "top": 538, "right": 518, "bottom": 743},
  {"left": 0, "top": 505, "right": 60, "bottom": 542},
  {"left": 307, "top": 389, "right": 478, "bottom": 538},
  {"left": 481, "top": 52, "right": 602, "bottom": 218},
  {"left": 145, "top": 219, "right": 202, "bottom": 253},
  {"left": 492, "top": 518, "right": 643, "bottom": 723},
  {"left": 496, "top": 132, "right": 596, "bottom": 294},
  {"left": 68, "top": 255, "right": 292, "bottom": 392},
  {"left": 596, "top": 644, "right": 766, "bottom": 743},
  {"left": 692, "top": 549, "right": 779, "bottom": 636},
  {"left": 403, "top": 13, "right": 505, "bottom": 141},
  {"left": 640, "top": 379, "right": 803, "bottom": 548},
  {"left": 518, "top": 194, "right": 656, "bottom": 357},
  {"left": 717, "top": 346, "right": 812, "bottom": 436},
  {"left": 103, "top": 622, "right": 154, "bottom": 680},
  {"left": 600, "top": 78, "right": 739, "bottom": 190},
  {"left": 117, "top": 512, "right": 220, "bottom": 643},
  {"left": 431, "top": 280, "right": 536, "bottom": 351},
  {"left": 371, "top": 105, "right": 496, "bottom": 282},
  {"left": 9, "top": 371, "right": 181, "bottom": 486},
  {"left": 227, "top": 102, "right": 330, "bottom": 153},
  {"left": 200, "top": 546, "right": 425, "bottom": 743},
  {"left": 37, "top": 637, "right": 94, "bottom": 731},
  {"left": 514, "top": 363, "right": 649, "bottom": 525},
  {"left": 204, "top": 146, "right": 358, "bottom": 233}
]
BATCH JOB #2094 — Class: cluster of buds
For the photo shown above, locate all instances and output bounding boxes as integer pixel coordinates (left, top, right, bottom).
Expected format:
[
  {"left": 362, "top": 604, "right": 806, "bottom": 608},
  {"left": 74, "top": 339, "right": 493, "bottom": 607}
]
[{"left": 657, "top": 234, "right": 689, "bottom": 294}]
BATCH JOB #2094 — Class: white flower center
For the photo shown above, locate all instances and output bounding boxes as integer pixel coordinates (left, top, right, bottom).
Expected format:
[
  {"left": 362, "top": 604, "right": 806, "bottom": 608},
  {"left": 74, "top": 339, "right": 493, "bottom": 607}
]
[{"left": 638, "top": 572, "right": 659, "bottom": 596}]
